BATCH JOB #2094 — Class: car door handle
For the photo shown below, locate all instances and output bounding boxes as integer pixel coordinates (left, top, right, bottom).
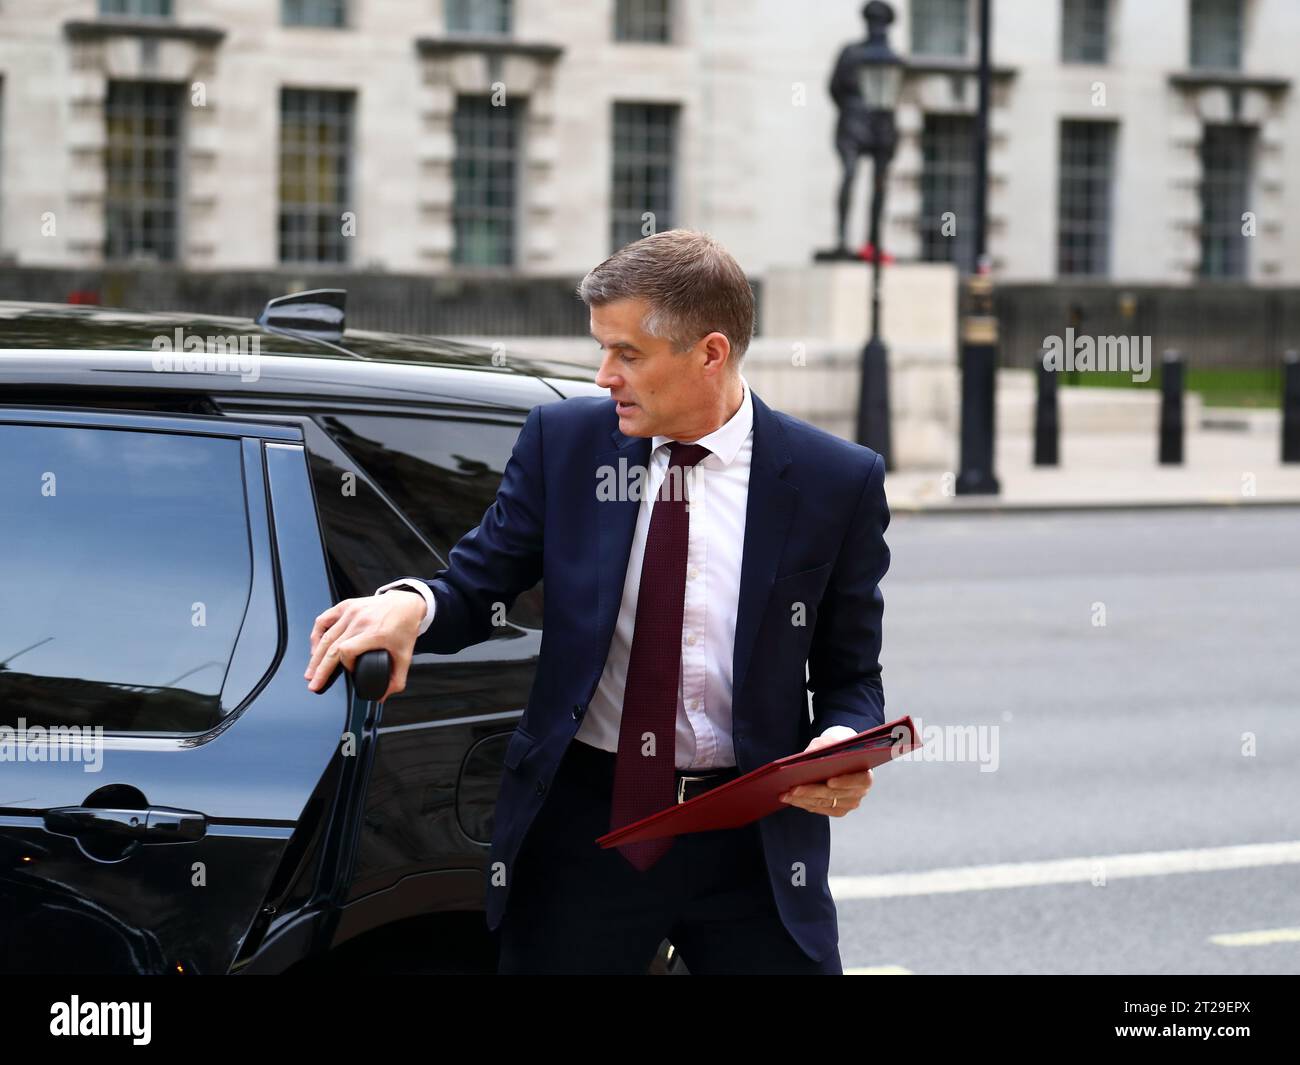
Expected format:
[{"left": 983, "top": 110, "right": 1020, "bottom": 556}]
[
  {"left": 315, "top": 648, "right": 392, "bottom": 701},
  {"left": 43, "top": 806, "right": 208, "bottom": 844}
]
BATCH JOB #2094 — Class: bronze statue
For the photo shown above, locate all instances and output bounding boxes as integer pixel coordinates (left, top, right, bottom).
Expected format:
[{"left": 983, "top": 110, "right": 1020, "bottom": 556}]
[{"left": 820, "top": 1, "right": 901, "bottom": 261}]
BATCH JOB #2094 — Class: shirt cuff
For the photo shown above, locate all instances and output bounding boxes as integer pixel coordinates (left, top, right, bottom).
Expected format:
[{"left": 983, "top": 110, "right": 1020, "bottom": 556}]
[
  {"left": 817, "top": 725, "right": 859, "bottom": 744},
  {"left": 375, "top": 578, "right": 436, "bottom": 636}
]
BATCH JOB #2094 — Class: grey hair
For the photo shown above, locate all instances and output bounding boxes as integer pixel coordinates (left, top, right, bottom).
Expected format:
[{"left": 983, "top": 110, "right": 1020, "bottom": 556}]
[{"left": 576, "top": 228, "right": 755, "bottom": 365}]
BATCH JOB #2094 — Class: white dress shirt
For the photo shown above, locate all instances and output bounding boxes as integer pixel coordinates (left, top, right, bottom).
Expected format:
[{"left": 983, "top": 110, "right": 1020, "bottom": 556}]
[{"left": 377, "top": 373, "right": 857, "bottom": 768}]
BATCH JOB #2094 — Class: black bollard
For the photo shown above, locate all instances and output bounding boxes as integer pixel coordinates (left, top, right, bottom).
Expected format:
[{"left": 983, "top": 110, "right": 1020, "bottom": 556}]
[
  {"left": 1158, "top": 349, "right": 1184, "bottom": 465},
  {"left": 1283, "top": 351, "right": 1300, "bottom": 464},
  {"left": 856, "top": 335, "right": 893, "bottom": 470},
  {"left": 956, "top": 275, "right": 1001, "bottom": 494},
  {"left": 1034, "top": 348, "right": 1059, "bottom": 466}
]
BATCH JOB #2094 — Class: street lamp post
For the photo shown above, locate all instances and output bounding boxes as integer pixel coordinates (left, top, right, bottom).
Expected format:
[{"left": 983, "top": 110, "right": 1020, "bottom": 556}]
[
  {"left": 955, "top": 0, "right": 1000, "bottom": 494},
  {"left": 858, "top": 14, "right": 903, "bottom": 463}
]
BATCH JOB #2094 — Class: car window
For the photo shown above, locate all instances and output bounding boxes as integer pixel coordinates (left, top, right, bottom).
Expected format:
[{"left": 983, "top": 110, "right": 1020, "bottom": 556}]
[
  {"left": 318, "top": 411, "right": 544, "bottom": 629},
  {"left": 305, "top": 434, "right": 446, "bottom": 607},
  {"left": 0, "top": 423, "right": 252, "bottom": 733}
]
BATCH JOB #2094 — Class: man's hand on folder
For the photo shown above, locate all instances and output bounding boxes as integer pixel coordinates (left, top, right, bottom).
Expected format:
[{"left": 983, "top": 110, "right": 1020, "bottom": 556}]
[{"left": 777, "top": 734, "right": 875, "bottom": 817}]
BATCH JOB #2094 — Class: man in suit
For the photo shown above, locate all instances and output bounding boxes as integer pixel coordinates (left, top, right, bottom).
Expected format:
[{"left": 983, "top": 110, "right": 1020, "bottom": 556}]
[{"left": 304, "top": 229, "right": 891, "bottom": 974}]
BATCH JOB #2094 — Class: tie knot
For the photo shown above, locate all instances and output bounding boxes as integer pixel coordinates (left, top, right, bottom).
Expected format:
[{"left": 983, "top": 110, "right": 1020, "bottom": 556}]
[{"left": 667, "top": 441, "right": 711, "bottom": 469}]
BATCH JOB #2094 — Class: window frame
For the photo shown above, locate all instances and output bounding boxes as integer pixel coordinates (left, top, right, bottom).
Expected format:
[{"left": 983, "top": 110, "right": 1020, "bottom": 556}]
[
  {"left": 1061, "top": 0, "right": 1110, "bottom": 64},
  {"left": 277, "top": 86, "right": 357, "bottom": 266},
  {"left": 1189, "top": 0, "right": 1245, "bottom": 71},
  {"left": 99, "top": 0, "right": 174, "bottom": 18},
  {"left": 610, "top": 100, "right": 679, "bottom": 253},
  {"left": 918, "top": 111, "right": 978, "bottom": 272},
  {"left": 445, "top": 0, "right": 512, "bottom": 35},
  {"left": 104, "top": 79, "right": 186, "bottom": 264},
  {"left": 910, "top": 0, "right": 972, "bottom": 60},
  {"left": 281, "top": 0, "right": 348, "bottom": 29},
  {"left": 451, "top": 94, "right": 525, "bottom": 269},
  {"left": 1056, "top": 118, "right": 1118, "bottom": 278},
  {"left": 613, "top": 0, "right": 674, "bottom": 44},
  {"left": 1198, "top": 123, "right": 1254, "bottom": 280}
]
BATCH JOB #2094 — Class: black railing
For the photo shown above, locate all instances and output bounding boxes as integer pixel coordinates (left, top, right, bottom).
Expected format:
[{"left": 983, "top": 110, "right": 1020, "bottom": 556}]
[
  {"left": 0, "top": 266, "right": 765, "bottom": 341},
  {"left": 983, "top": 283, "right": 1299, "bottom": 372}
]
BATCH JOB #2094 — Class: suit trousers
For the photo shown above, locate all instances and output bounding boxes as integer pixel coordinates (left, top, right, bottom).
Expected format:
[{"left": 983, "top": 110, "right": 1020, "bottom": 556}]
[{"left": 495, "top": 737, "right": 843, "bottom": 974}]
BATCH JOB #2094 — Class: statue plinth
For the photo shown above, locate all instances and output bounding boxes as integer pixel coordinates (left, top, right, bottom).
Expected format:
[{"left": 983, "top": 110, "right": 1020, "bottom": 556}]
[
  {"left": 755, "top": 260, "right": 961, "bottom": 469},
  {"left": 762, "top": 260, "right": 957, "bottom": 351}
]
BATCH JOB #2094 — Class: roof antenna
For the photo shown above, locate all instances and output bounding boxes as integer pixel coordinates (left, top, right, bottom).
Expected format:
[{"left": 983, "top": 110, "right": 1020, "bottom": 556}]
[{"left": 257, "top": 288, "right": 347, "bottom": 343}]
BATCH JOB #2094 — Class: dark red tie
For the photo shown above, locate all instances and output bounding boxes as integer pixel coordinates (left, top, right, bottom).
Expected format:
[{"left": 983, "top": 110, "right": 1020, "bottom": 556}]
[{"left": 609, "top": 440, "right": 711, "bottom": 871}]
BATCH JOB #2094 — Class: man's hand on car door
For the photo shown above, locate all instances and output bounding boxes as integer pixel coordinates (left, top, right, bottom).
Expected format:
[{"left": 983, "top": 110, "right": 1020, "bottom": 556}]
[{"left": 305, "top": 592, "right": 425, "bottom": 701}]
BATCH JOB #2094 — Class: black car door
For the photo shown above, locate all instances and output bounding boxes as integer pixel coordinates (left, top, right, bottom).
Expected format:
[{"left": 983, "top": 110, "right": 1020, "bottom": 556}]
[{"left": 0, "top": 407, "right": 349, "bottom": 974}]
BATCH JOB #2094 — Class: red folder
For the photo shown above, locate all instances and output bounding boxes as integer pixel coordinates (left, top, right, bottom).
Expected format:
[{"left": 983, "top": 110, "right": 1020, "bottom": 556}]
[{"left": 596, "top": 715, "right": 919, "bottom": 848}]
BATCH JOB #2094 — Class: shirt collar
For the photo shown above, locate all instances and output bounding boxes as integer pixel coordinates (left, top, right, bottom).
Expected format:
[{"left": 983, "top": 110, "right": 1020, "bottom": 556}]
[{"left": 652, "top": 373, "right": 753, "bottom": 467}]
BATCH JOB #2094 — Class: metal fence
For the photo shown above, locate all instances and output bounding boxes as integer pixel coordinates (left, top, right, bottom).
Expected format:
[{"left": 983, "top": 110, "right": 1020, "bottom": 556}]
[
  {"left": 3, "top": 268, "right": 1295, "bottom": 370},
  {"left": 0, "top": 267, "right": 590, "bottom": 337},
  {"left": 0, "top": 266, "right": 766, "bottom": 341},
  {"left": 984, "top": 283, "right": 1300, "bottom": 370}
]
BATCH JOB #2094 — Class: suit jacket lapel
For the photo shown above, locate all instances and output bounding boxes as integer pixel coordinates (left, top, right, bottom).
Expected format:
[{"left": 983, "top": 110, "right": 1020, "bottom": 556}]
[
  {"left": 731, "top": 390, "right": 797, "bottom": 710},
  {"left": 593, "top": 426, "right": 649, "bottom": 683}
]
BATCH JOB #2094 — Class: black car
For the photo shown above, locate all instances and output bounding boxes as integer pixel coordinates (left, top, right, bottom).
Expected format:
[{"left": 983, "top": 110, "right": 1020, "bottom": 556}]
[{"left": 0, "top": 291, "right": 684, "bottom": 974}]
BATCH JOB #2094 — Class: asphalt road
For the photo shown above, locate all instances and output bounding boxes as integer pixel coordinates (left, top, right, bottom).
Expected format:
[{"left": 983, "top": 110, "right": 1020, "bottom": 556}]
[{"left": 831, "top": 506, "right": 1300, "bottom": 975}]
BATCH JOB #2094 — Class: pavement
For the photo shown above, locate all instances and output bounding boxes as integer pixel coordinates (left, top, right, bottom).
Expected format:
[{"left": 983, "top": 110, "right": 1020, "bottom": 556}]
[{"left": 884, "top": 410, "right": 1300, "bottom": 512}]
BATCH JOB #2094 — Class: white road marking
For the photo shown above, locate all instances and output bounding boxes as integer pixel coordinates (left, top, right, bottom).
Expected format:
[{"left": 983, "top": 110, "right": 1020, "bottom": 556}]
[
  {"left": 1209, "top": 927, "right": 1300, "bottom": 948},
  {"left": 830, "top": 840, "right": 1300, "bottom": 899},
  {"left": 845, "top": 965, "right": 913, "bottom": 975}
]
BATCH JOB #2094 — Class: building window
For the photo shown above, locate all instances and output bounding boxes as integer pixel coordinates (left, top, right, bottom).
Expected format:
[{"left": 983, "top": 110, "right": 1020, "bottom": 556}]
[
  {"left": 918, "top": 114, "right": 976, "bottom": 269},
  {"left": 1062, "top": 0, "right": 1108, "bottom": 63},
  {"left": 99, "top": 0, "right": 173, "bottom": 15},
  {"left": 105, "top": 81, "right": 182, "bottom": 262},
  {"left": 611, "top": 102, "right": 677, "bottom": 252},
  {"left": 1199, "top": 124, "right": 1253, "bottom": 279},
  {"left": 910, "top": 0, "right": 969, "bottom": 58},
  {"left": 615, "top": 0, "right": 672, "bottom": 43},
  {"left": 1190, "top": 0, "right": 1243, "bottom": 70},
  {"left": 452, "top": 96, "right": 522, "bottom": 267},
  {"left": 282, "top": 0, "right": 347, "bottom": 28},
  {"left": 1057, "top": 120, "right": 1116, "bottom": 277},
  {"left": 446, "top": 0, "right": 511, "bottom": 35},
  {"left": 279, "top": 88, "right": 353, "bottom": 264}
]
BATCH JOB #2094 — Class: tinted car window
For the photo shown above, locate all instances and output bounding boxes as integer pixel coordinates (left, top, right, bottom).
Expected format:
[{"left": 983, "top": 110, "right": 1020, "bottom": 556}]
[
  {"left": 305, "top": 430, "right": 445, "bottom": 607},
  {"left": 319, "top": 412, "right": 544, "bottom": 628},
  {"left": 0, "top": 423, "right": 252, "bottom": 733}
]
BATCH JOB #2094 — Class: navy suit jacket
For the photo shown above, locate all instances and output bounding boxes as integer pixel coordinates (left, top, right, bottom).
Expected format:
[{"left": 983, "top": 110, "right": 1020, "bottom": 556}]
[{"left": 412, "top": 387, "right": 891, "bottom": 962}]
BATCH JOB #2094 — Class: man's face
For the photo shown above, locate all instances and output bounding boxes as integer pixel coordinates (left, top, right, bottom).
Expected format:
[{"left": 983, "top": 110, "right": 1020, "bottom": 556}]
[{"left": 591, "top": 297, "right": 711, "bottom": 439}]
